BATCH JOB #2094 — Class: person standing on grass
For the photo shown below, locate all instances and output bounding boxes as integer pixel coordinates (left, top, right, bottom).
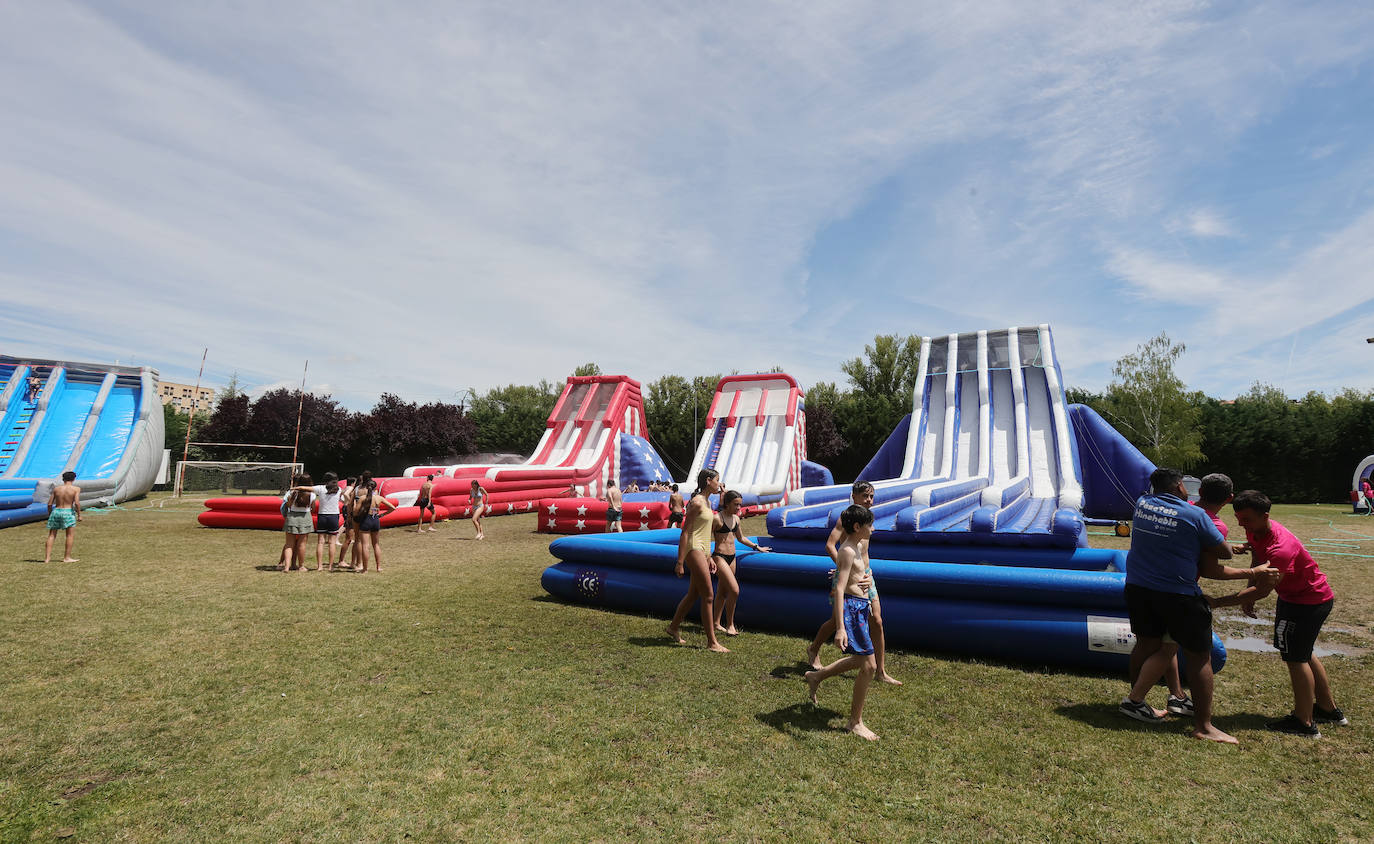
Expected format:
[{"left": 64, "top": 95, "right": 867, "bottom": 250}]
[
  {"left": 280, "top": 474, "right": 316, "bottom": 572},
  {"left": 1141, "top": 472, "right": 1239, "bottom": 721},
  {"left": 351, "top": 473, "right": 397, "bottom": 572},
  {"left": 1362, "top": 479, "right": 1374, "bottom": 516},
  {"left": 469, "top": 480, "right": 489, "bottom": 540},
  {"left": 415, "top": 475, "right": 438, "bottom": 533},
  {"left": 667, "top": 469, "right": 728, "bottom": 652},
  {"left": 604, "top": 480, "right": 623, "bottom": 533},
  {"left": 1118, "top": 468, "right": 1277, "bottom": 744},
  {"left": 667, "top": 484, "right": 685, "bottom": 528},
  {"left": 43, "top": 471, "right": 81, "bottom": 563},
  {"left": 312, "top": 473, "right": 344, "bottom": 571},
  {"left": 805, "top": 504, "right": 881, "bottom": 741},
  {"left": 336, "top": 477, "right": 357, "bottom": 570},
  {"left": 806, "top": 481, "right": 900, "bottom": 685},
  {"left": 709, "top": 490, "right": 770, "bottom": 636},
  {"left": 1220, "top": 490, "right": 1347, "bottom": 738}
]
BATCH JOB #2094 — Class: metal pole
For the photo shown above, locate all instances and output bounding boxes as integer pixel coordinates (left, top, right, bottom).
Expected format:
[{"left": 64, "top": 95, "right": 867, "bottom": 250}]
[
  {"left": 178, "top": 348, "right": 207, "bottom": 497},
  {"left": 291, "top": 360, "right": 308, "bottom": 469}
]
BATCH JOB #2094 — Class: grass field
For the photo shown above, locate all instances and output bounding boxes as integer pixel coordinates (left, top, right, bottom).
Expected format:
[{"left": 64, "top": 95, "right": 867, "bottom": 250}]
[{"left": 2, "top": 497, "right": 1372, "bottom": 842}]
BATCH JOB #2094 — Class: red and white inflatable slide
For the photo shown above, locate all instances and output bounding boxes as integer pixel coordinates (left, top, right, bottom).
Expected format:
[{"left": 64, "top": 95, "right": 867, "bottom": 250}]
[{"left": 392, "top": 375, "right": 648, "bottom": 517}]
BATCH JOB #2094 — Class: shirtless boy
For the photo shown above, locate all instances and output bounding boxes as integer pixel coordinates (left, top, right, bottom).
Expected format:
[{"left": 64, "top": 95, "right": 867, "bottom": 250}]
[
  {"left": 807, "top": 481, "right": 900, "bottom": 685},
  {"left": 604, "top": 481, "right": 623, "bottom": 533},
  {"left": 44, "top": 471, "right": 82, "bottom": 563},
  {"left": 415, "top": 475, "right": 437, "bottom": 533},
  {"left": 667, "top": 484, "right": 685, "bottom": 528},
  {"left": 805, "top": 504, "right": 881, "bottom": 740}
]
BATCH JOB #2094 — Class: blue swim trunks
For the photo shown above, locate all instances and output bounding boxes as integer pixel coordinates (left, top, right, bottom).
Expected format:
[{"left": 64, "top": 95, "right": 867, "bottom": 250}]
[
  {"left": 841, "top": 594, "right": 874, "bottom": 656},
  {"left": 47, "top": 507, "right": 76, "bottom": 530}
]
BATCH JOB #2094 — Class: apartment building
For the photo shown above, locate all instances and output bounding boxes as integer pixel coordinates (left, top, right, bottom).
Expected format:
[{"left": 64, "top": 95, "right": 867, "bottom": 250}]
[{"left": 158, "top": 380, "right": 218, "bottom": 415}]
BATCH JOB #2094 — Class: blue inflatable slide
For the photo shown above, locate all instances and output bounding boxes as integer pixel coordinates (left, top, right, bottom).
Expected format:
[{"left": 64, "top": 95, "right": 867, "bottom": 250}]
[
  {"left": 0, "top": 356, "right": 165, "bottom": 528},
  {"left": 541, "top": 325, "right": 1227, "bottom": 673}
]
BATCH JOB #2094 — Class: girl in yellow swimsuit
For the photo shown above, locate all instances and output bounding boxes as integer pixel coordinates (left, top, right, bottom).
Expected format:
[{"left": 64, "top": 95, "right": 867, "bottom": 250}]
[{"left": 668, "top": 468, "right": 728, "bottom": 652}]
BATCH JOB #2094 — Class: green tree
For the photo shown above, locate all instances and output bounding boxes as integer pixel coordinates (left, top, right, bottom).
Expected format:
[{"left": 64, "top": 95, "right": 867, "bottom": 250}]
[
  {"left": 824, "top": 334, "right": 922, "bottom": 480},
  {"left": 1100, "top": 333, "right": 1204, "bottom": 470},
  {"left": 468, "top": 382, "right": 561, "bottom": 454},
  {"left": 572, "top": 363, "right": 602, "bottom": 377}
]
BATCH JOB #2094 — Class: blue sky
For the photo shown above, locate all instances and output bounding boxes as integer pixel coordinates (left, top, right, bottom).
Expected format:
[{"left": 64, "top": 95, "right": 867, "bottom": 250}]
[{"left": 3, "top": 1, "right": 1373, "bottom": 410}]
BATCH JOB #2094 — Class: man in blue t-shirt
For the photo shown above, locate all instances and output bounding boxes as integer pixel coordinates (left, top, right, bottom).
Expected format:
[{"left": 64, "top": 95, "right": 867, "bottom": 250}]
[{"left": 1119, "top": 468, "right": 1277, "bottom": 744}]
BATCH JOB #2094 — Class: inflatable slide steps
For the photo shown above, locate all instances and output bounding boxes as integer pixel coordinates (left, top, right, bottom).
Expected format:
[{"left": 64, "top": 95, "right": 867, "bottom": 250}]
[{"left": 540, "top": 529, "right": 1226, "bottom": 674}]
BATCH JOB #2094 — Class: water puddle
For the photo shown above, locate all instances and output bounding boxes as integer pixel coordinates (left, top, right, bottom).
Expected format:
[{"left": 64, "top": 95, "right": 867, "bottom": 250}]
[{"left": 1223, "top": 636, "right": 1366, "bottom": 658}]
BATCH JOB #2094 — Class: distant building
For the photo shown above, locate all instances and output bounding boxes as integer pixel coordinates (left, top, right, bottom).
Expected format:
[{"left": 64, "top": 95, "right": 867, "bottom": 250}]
[{"left": 158, "top": 380, "right": 218, "bottom": 415}]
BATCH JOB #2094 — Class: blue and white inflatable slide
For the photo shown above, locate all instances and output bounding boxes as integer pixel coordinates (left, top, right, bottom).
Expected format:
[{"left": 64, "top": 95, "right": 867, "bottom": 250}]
[
  {"left": 0, "top": 356, "right": 165, "bottom": 528},
  {"left": 541, "top": 325, "right": 1227, "bottom": 673}
]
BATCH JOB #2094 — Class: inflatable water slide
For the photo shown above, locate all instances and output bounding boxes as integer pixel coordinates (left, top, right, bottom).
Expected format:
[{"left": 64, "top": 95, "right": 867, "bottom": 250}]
[
  {"left": 536, "top": 373, "right": 832, "bottom": 534},
  {"left": 0, "top": 356, "right": 165, "bottom": 528},
  {"left": 540, "top": 325, "right": 1217, "bottom": 673},
  {"left": 198, "top": 374, "right": 667, "bottom": 529}
]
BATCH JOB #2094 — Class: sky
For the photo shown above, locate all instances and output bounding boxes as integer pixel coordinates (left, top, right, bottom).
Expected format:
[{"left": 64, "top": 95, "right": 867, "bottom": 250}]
[{"left": 3, "top": 1, "right": 1374, "bottom": 410}]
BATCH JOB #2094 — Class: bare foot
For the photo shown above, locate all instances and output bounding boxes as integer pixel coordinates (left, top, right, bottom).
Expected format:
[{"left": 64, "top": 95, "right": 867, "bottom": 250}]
[
  {"left": 427, "top": 528, "right": 437, "bottom": 533},
  {"left": 725, "top": 627, "right": 740, "bottom": 636},
  {"left": 666, "top": 625, "right": 686, "bottom": 645},
  {"left": 879, "top": 673, "right": 903, "bottom": 686},
  {"left": 848, "top": 721, "right": 880, "bottom": 741},
  {"left": 806, "top": 644, "right": 822, "bottom": 670},
  {"left": 1192, "top": 725, "right": 1239, "bottom": 745},
  {"left": 62, "top": 558, "right": 79, "bottom": 563},
  {"left": 707, "top": 642, "right": 730, "bottom": 653},
  {"left": 804, "top": 670, "right": 821, "bottom": 705}
]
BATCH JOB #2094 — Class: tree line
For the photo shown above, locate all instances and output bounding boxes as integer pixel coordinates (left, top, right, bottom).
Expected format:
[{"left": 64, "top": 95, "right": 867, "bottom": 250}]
[{"left": 169, "top": 334, "right": 1374, "bottom": 502}]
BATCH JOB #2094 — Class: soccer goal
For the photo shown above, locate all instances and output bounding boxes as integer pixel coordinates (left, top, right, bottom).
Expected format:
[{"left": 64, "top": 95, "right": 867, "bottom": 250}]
[{"left": 174, "top": 461, "right": 305, "bottom": 497}]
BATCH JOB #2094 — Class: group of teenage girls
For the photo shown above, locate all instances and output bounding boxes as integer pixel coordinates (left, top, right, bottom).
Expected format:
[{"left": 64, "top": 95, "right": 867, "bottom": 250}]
[
  {"left": 666, "top": 468, "right": 772, "bottom": 652},
  {"left": 277, "top": 471, "right": 490, "bottom": 572},
  {"left": 280, "top": 471, "right": 393, "bottom": 572}
]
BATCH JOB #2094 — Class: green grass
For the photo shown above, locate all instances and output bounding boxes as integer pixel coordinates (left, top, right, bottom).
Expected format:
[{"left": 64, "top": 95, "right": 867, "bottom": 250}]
[{"left": 2, "top": 498, "right": 1372, "bottom": 841}]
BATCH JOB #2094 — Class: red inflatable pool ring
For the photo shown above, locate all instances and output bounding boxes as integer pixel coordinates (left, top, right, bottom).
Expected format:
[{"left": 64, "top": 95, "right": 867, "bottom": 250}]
[{"left": 198, "top": 496, "right": 448, "bottom": 530}]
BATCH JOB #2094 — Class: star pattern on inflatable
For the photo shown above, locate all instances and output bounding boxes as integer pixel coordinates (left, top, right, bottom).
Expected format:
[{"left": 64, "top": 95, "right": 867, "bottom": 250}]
[
  {"left": 506, "top": 503, "right": 515, "bottom": 513},
  {"left": 546, "top": 518, "right": 557, "bottom": 529},
  {"left": 637, "top": 521, "right": 650, "bottom": 530},
  {"left": 638, "top": 507, "right": 649, "bottom": 517},
  {"left": 577, "top": 504, "right": 588, "bottom": 516},
  {"left": 575, "top": 519, "right": 585, "bottom": 531},
  {"left": 547, "top": 502, "right": 558, "bottom": 515}
]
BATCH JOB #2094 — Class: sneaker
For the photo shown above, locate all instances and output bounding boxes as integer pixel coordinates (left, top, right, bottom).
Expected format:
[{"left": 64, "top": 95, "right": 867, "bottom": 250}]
[
  {"left": 1166, "top": 694, "right": 1194, "bottom": 717},
  {"left": 1313, "top": 705, "right": 1349, "bottom": 726},
  {"left": 1119, "top": 698, "right": 1165, "bottom": 724},
  {"left": 1266, "top": 713, "right": 1321, "bottom": 738}
]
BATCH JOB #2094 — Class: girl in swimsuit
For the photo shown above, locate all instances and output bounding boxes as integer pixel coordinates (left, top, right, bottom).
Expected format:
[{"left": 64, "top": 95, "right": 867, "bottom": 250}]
[
  {"left": 470, "top": 480, "right": 489, "bottom": 540},
  {"left": 710, "top": 490, "right": 771, "bottom": 636},
  {"left": 351, "top": 473, "right": 398, "bottom": 572},
  {"left": 667, "top": 469, "right": 728, "bottom": 652}
]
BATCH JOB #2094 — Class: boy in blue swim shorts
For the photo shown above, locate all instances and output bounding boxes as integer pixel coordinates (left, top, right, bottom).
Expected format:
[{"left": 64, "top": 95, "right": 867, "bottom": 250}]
[
  {"left": 44, "top": 471, "right": 82, "bottom": 563},
  {"left": 805, "top": 504, "right": 880, "bottom": 740}
]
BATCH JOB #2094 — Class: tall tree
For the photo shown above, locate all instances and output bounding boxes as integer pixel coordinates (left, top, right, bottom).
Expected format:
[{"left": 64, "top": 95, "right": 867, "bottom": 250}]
[
  {"left": 468, "top": 381, "right": 561, "bottom": 454},
  {"left": 643, "top": 374, "right": 722, "bottom": 477},
  {"left": 1101, "top": 332, "right": 1204, "bottom": 470},
  {"left": 572, "top": 363, "right": 602, "bottom": 377}
]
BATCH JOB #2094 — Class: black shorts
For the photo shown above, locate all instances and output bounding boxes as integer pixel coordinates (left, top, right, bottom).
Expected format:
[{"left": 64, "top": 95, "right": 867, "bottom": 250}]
[
  {"left": 358, "top": 514, "right": 382, "bottom": 533},
  {"left": 1124, "top": 584, "right": 1213, "bottom": 654},
  {"left": 605, "top": 507, "right": 621, "bottom": 522},
  {"left": 668, "top": 512, "right": 684, "bottom": 527},
  {"left": 416, "top": 498, "right": 434, "bottom": 513},
  {"left": 1274, "top": 598, "right": 1333, "bottom": 663},
  {"left": 315, "top": 513, "right": 340, "bottom": 534}
]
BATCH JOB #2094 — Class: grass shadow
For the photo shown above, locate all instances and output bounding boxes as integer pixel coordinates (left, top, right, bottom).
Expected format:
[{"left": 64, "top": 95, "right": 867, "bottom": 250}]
[
  {"left": 627, "top": 636, "right": 687, "bottom": 649},
  {"left": 769, "top": 661, "right": 813, "bottom": 679},
  {"left": 756, "top": 701, "right": 846, "bottom": 737},
  {"left": 1057, "top": 702, "right": 1279, "bottom": 736}
]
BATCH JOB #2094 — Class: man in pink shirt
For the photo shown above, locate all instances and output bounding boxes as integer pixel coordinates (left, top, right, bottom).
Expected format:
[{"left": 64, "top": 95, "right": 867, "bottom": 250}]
[{"left": 1224, "top": 490, "right": 1346, "bottom": 738}]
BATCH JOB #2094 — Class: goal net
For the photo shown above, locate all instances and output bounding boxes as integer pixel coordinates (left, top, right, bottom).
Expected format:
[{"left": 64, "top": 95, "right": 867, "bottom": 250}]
[{"left": 174, "top": 461, "right": 305, "bottom": 497}]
